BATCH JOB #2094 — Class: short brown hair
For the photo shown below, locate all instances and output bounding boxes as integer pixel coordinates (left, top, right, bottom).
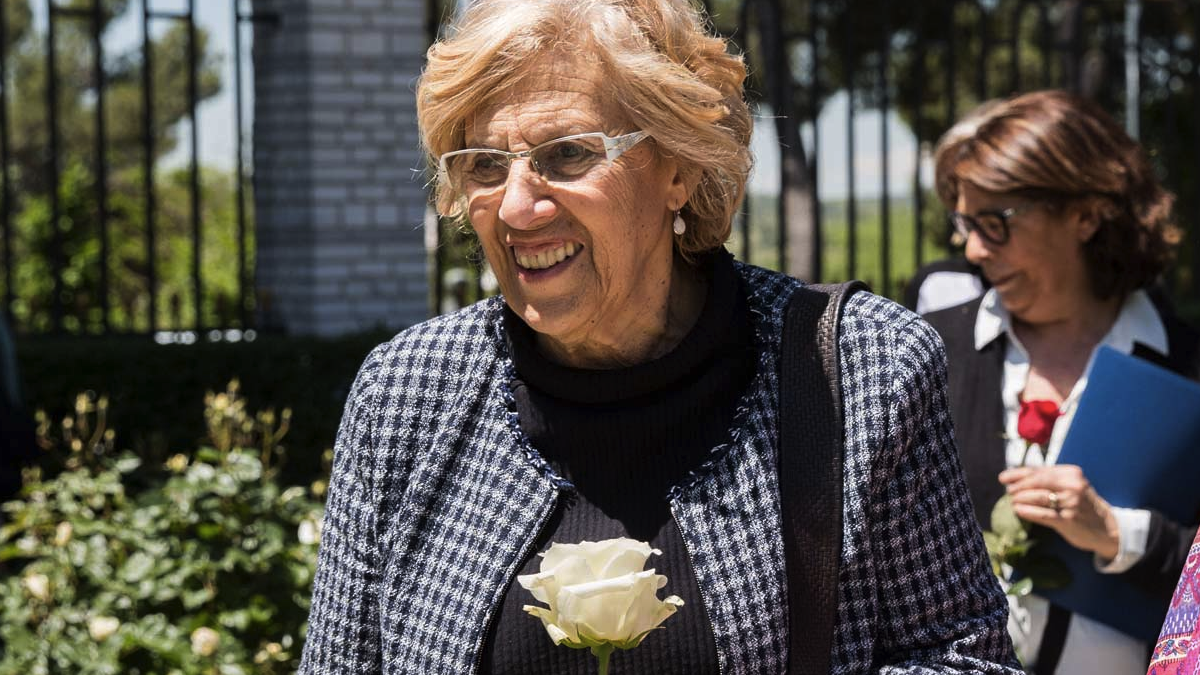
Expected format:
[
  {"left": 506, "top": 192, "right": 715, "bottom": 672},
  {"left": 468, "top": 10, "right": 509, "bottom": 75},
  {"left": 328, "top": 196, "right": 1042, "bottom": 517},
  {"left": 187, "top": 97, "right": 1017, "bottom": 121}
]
[
  {"left": 416, "top": 0, "right": 752, "bottom": 258},
  {"left": 934, "top": 90, "right": 1180, "bottom": 300}
]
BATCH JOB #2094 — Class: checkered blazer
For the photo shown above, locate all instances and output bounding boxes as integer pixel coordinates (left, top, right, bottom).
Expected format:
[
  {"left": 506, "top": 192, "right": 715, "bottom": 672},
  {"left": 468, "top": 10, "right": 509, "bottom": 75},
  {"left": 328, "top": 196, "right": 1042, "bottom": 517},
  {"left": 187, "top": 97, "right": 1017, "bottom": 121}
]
[{"left": 299, "top": 263, "right": 1021, "bottom": 674}]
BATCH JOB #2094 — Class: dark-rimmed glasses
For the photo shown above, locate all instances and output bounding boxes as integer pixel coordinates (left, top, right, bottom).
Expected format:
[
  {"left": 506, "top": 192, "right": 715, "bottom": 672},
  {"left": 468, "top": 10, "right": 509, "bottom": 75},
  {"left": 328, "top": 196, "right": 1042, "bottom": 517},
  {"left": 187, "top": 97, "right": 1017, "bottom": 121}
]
[
  {"left": 948, "top": 206, "right": 1030, "bottom": 246},
  {"left": 438, "top": 130, "right": 650, "bottom": 191}
]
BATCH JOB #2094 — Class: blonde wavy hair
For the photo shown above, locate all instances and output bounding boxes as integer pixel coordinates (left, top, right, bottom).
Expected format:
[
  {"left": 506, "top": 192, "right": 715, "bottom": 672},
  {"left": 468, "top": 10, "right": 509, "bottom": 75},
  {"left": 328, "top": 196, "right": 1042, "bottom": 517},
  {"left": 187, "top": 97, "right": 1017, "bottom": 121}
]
[{"left": 416, "top": 0, "right": 752, "bottom": 257}]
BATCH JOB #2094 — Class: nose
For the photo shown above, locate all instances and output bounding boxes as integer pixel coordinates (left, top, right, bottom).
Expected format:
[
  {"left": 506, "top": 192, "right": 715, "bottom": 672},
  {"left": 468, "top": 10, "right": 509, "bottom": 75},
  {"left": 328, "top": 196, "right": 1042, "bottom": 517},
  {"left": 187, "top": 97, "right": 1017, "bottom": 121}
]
[
  {"left": 963, "top": 228, "right": 993, "bottom": 266},
  {"left": 497, "top": 160, "right": 557, "bottom": 230}
]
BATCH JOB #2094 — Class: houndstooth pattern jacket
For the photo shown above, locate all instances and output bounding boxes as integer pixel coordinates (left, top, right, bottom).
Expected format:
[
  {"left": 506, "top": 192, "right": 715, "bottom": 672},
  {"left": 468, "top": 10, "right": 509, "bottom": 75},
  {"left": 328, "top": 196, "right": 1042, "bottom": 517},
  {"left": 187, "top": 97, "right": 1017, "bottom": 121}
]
[{"left": 299, "top": 263, "right": 1021, "bottom": 674}]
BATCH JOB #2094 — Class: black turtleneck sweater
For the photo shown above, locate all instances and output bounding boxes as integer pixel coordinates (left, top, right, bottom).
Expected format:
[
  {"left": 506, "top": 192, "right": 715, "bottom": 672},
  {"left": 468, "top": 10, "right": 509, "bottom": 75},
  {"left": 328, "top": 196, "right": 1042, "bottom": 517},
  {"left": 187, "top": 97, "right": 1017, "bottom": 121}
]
[{"left": 479, "top": 251, "right": 754, "bottom": 675}]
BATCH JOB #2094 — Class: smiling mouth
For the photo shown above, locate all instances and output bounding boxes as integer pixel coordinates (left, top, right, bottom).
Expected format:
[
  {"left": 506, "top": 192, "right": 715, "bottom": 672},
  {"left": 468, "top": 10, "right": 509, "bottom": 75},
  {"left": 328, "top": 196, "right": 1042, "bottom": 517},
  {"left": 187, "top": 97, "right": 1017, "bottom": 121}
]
[
  {"left": 989, "top": 272, "right": 1017, "bottom": 288},
  {"left": 515, "top": 242, "right": 580, "bottom": 271}
]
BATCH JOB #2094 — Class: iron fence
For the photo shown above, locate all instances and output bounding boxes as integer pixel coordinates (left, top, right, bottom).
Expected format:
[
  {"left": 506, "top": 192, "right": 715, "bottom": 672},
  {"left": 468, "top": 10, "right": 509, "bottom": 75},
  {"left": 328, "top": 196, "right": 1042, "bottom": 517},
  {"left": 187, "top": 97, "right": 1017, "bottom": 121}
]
[
  {"left": 428, "top": 0, "right": 1200, "bottom": 312},
  {"left": 9, "top": 0, "right": 1200, "bottom": 326},
  {"left": 0, "top": 0, "right": 274, "bottom": 336}
]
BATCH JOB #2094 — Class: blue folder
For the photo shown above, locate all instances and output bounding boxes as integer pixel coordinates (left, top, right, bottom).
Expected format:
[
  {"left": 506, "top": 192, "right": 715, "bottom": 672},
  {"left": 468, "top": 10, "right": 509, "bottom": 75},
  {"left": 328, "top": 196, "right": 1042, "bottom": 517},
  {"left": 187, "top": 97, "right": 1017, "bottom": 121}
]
[{"left": 1039, "top": 346, "right": 1200, "bottom": 640}]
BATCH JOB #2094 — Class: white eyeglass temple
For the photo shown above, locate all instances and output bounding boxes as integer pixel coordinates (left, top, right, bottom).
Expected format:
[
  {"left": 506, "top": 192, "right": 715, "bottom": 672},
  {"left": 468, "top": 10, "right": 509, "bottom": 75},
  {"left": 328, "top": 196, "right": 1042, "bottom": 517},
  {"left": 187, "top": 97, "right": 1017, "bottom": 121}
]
[{"left": 603, "top": 131, "right": 648, "bottom": 161}]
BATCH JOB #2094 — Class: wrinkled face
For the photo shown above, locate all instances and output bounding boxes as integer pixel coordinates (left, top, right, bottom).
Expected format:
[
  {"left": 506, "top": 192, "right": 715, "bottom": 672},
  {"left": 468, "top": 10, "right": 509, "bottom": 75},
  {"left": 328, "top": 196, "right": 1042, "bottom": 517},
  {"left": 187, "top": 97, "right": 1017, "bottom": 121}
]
[
  {"left": 958, "top": 182, "right": 1096, "bottom": 323},
  {"left": 463, "top": 56, "right": 686, "bottom": 347}
]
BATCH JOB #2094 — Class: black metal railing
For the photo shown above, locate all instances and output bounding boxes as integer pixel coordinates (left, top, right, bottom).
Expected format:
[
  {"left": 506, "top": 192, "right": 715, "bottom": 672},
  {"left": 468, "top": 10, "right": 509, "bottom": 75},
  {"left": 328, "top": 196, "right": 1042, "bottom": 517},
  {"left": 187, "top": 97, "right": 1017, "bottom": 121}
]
[
  {"left": 0, "top": 0, "right": 274, "bottom": 336},
  {"left": 427, "top": 0, "right": 1200, "bottom": 312}
]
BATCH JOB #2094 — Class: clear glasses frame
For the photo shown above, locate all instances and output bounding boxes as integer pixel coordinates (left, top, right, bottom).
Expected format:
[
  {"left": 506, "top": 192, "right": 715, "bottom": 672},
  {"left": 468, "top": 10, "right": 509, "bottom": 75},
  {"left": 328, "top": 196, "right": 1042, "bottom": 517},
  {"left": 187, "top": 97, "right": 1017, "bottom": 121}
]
[
  {"left": 438, "top": 130, "right": 650, "bottom": 189},
  {"left": 948, "top": 205, "right": 1030, "bottom": 246}
]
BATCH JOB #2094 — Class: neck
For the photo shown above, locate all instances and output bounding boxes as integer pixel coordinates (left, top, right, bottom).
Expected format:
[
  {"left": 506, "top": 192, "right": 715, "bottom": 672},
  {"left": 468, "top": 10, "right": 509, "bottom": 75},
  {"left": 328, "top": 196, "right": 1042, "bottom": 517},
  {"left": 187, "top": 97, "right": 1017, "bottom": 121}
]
[
  {"left": 537, "top": 257, "right": 707, "bottom": 369},
  {"left": 1012, "top": 292, "right": 1123, "bottom": 348}
]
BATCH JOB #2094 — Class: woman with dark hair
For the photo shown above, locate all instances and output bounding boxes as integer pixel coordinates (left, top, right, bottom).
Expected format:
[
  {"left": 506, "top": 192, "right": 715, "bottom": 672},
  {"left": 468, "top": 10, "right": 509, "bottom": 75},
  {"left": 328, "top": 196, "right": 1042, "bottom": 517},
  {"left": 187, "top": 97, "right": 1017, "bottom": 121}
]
[
  {"left": 297, "top": 0, "right": 1021, "bottom": 672},
  {"left": 926, "top": 90, "right": 1200, "bottom": 674}
]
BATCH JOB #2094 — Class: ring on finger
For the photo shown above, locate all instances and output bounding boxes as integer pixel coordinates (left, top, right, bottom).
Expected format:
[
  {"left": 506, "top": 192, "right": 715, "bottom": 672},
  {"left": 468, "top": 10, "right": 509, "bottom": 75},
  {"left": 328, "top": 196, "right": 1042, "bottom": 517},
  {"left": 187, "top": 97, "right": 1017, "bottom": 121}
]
[{"left": 1047, "top": 491, "right": 1060, "bottom": 513}]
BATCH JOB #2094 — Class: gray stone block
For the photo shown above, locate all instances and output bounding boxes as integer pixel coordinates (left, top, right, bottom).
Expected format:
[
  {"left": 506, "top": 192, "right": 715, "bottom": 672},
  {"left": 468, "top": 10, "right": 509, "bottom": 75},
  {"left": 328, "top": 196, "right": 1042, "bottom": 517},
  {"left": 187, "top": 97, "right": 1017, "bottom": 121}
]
[
  {"left": 309, "top": 31, "right": 345, "bottom": 55},
  {"left": 255, "top": 0, "right": 430, "bottom": 335}
]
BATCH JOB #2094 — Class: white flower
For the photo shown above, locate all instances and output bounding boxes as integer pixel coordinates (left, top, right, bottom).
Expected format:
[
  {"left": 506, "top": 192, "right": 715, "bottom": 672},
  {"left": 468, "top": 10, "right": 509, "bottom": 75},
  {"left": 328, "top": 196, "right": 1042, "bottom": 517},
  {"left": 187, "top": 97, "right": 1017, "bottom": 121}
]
[
  {"left": 165, "top": 454, "right": 189, "bottom": 473},
  {"left": 191, "top": 627, "right": 220, "bottom": 656},
  {"left": 88, "top": 615, "right": 120, "bottom": 641},
  {"left": 518, "top": 538, "right": 684, "bottom": 650},
  {"left": 22, "top": 573, "right": 50, "bottom": 602},
  {"left": 298, "top": 517, "right": 322, "bottom": 546},
  {"left": 54, "top": 522, "right": 73, "bottom": 547}
]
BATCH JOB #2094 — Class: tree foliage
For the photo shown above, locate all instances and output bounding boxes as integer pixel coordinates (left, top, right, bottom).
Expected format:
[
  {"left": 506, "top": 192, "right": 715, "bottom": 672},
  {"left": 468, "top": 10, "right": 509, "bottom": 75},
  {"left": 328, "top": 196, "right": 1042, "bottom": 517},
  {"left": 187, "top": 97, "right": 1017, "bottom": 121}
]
[
  {"left": 695, "top": 0, "right": 1200, "bottom": 295},
  {"left": 3, "top": 0, "right": 231, "bottom": 333}
]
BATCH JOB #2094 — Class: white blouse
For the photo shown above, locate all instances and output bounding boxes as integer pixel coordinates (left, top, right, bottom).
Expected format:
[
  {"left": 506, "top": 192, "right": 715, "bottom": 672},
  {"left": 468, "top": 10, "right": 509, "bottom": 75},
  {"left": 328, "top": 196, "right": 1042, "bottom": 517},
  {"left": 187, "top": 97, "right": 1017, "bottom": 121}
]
[{"left": 973, "top": 288, "right": 1167, "bottom": 674}]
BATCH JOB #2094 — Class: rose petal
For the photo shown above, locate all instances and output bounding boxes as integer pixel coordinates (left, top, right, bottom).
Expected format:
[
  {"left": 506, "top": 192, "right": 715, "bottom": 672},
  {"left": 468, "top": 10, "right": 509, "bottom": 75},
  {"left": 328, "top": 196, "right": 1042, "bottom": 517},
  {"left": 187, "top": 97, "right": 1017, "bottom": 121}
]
[
  {"left": 557, "top": 570, "right": 661, "bottom": 642},
  {"left": 520, "top": 554, "right": 592, "bottom": 607},
  {"left": 523, "top": 604, "right": 579, "bottom": 645},
  {"left": 598, "top": 544, "right": 660, "bottom": 579},
  {"left": 519, "top": 538, "right": 683, "bottom": 649},
  {"left": 618, "top": 573, "right": 681, "bottom": 639},
  {"left": 542, "top": 538, "right": 654, "bottom": 578}
]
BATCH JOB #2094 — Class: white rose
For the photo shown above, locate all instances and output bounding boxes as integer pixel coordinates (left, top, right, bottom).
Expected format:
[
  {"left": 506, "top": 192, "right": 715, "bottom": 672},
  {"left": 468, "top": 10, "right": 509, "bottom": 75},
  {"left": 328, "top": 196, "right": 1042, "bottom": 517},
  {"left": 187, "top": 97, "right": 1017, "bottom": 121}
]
[
  {"left": 298, "top": 517, "right": 322, "bottom": 546},
  {"left": 191, "top": 626, "right": 220, "bottom": 656},
  {"left": 88, "top": 615, "right": 120, "bottom": 641},
  {"left": 518, "top": 538, "right": 684, "bottom": 650},
  {"left": 22, "top": 573, "right": 51, "bottom": 602}
]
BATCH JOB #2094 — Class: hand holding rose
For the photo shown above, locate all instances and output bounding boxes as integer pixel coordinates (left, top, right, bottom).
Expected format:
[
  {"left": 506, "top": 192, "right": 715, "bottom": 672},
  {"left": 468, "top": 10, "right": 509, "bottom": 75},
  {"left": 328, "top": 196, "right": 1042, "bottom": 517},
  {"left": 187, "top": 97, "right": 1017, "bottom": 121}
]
[{"left": 1000, "top": 464, "right": 1120, "bottom": 561}]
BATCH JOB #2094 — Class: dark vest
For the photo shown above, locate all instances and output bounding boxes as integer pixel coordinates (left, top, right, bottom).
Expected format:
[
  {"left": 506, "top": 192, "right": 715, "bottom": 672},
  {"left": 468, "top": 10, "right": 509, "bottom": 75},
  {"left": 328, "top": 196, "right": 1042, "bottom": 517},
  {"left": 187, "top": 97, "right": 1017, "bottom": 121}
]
[{"left": 924, "top": 294, "right": 1200, "bottom": 597}]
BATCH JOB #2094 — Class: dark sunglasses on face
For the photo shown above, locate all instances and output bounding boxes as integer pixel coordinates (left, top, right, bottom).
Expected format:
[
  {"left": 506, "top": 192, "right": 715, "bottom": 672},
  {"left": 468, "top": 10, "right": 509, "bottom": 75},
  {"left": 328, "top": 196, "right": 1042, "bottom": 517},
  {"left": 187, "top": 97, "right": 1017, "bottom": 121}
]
[{"left": 948, "top": 206, "right": 1029, "bottom": 246}]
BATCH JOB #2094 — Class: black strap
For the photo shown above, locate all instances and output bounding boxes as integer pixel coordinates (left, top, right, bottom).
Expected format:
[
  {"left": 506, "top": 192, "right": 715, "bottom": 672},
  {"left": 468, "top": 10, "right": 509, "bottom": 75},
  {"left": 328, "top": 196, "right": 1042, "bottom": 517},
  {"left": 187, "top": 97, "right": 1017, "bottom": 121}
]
[
  {"left": 779, "top": 280, "right": 868, "bottom": 675},
  {"left": 1032, "top": 604, "right": 1071, "bottom": 675}
]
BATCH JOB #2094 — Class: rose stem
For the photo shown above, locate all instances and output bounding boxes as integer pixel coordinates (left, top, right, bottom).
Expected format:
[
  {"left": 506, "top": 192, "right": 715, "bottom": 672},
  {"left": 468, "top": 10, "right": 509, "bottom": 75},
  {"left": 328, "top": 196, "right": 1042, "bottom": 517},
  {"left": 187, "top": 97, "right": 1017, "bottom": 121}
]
[{"left": 592, "top": 644, "right": 614, "bottom": 675}]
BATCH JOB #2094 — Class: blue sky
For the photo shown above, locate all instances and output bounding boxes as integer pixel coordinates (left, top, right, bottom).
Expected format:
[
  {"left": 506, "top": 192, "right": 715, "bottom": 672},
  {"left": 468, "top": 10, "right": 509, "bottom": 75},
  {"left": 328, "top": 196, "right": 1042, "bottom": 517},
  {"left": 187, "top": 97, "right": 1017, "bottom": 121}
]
[{"left": 752, "top": 92, "right": 933, "bottom": 200}]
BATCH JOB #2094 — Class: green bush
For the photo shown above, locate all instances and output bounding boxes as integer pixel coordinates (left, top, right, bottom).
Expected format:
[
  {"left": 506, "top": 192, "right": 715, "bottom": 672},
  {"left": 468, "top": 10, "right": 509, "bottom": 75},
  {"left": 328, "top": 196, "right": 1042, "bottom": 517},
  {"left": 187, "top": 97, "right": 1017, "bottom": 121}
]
[
  {"left": 0, "top": 384, "right": 325, "bottom": 674},
  {"left": 16, "top": 331, "right": 389, "bottom": 487}
]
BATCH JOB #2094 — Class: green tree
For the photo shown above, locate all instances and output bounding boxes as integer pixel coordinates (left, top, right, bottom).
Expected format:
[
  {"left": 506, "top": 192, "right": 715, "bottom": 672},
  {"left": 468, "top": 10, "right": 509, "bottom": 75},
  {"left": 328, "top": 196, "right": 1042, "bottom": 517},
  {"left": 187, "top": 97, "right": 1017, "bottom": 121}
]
[
  {"left": 4, "top": 0, "right": 228, "bottom": 333},
  {"left": 697, "top": 0, "right": 1197, "bottom": 298}
]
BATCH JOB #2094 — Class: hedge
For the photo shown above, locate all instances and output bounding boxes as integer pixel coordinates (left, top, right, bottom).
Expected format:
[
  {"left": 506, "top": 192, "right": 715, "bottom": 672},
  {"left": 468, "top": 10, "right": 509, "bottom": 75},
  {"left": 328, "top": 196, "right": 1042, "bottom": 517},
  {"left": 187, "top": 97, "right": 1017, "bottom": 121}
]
[{"left": 15, "top": 331, "right": 393, "bottom": 486}]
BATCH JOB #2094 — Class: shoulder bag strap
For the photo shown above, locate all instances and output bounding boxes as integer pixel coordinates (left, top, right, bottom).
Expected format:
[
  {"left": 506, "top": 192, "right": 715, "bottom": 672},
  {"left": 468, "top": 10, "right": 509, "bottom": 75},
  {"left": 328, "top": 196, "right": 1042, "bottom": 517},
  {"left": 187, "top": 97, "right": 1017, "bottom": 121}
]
[{"left": 780, "top": 280, "right": 868, "bottom": 675}]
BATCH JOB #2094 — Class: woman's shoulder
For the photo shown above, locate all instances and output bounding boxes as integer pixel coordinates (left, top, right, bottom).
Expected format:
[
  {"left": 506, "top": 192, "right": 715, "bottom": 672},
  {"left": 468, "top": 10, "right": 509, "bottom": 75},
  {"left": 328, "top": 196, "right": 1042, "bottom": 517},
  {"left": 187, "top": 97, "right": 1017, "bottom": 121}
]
[
  {"left": 350, "top": 297, "right": 507, "bottom": 404},
  {"left": 1152, "top": 300, "right": 1200, "bottom": 380},
  {"left": 731, "top": 260, "right": 944, "bottom": 367},
  {"left": 922, "top": 295, "right": 984, "bottom": 334},
  {"left": 920, "top": 295, "right": 985, "bottom": 360},
  {"left": 837, "top": 290, "right": 949, "bottom": 379},
  {"left": 372, "top": 296, "right": 505, "bottom": 363}
]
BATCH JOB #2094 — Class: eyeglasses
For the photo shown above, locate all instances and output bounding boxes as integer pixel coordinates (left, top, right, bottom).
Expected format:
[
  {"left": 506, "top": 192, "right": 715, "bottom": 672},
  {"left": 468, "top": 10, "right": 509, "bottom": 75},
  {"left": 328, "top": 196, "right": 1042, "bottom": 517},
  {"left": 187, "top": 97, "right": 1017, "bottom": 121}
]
[
  {"left": 438, "top": 130, "right": 649, "bottom": 191},
  {"left": 948, "top": 206, "right": 1030, "bottom": 246}
]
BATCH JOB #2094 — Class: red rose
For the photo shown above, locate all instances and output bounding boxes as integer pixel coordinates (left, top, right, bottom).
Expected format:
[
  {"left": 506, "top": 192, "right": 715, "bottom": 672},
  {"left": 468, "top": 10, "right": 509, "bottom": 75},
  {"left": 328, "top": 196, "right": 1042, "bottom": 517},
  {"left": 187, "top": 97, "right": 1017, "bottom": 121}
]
[{"left": 1017, "top": 398, "right": 1062, "bottom": 448}]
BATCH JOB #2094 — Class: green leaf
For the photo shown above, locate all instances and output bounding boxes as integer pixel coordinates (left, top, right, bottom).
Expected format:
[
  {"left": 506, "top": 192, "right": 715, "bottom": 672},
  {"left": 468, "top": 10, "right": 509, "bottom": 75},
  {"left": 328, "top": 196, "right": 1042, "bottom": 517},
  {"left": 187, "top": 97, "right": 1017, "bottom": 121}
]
[
  {"left": 990, "top": 494, "right": 1027, "bottom": 542},
  {"left": 1007, "top": 577, "right": 1034, "bottom": 597},
  {"left": 0, "top": 543, "right": 28, "bottom": 562},
  {"left": 183, "top": 586, "right": 215, "bottom": 609},
  {"left": 120, "top": 551, "right": 155, "bottom": 583}
]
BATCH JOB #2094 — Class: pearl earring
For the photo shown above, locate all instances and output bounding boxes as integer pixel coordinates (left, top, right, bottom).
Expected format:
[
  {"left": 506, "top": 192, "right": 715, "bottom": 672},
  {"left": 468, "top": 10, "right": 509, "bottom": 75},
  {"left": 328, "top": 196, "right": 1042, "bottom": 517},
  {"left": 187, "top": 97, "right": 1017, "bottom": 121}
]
[{"left": 672, "top": 211, "right": 686, "bottom": 236}]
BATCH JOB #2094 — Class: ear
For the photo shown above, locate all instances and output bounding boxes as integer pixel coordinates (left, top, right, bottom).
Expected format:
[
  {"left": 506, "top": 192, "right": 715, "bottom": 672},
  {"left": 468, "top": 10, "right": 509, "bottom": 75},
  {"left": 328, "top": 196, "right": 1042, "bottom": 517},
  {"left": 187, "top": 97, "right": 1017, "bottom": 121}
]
[
  {"left": 664, "top": 160, "right": 698, "bottom": 212},
  {"left": 1072, "top": 201, "right": 1102, "bottom": 243}
]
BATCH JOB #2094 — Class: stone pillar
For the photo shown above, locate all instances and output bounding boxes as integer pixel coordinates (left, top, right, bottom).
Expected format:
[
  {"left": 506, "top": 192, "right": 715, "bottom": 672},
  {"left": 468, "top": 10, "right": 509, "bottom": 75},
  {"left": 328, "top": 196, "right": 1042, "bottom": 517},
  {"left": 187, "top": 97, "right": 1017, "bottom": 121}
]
[{"left": 252, "top": 0, "right": 429, "bottom": 336}]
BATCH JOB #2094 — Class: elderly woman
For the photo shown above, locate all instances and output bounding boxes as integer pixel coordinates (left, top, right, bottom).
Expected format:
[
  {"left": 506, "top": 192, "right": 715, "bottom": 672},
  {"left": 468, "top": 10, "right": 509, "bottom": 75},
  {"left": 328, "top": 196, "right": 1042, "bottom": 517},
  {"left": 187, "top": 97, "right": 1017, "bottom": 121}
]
[
  {"left": 925, "top": 90, "right": 1200, "bottom": 675},
  {"left": 299, "top": 0, "right": 1019, "bottom": 673}
]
